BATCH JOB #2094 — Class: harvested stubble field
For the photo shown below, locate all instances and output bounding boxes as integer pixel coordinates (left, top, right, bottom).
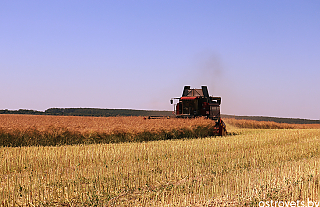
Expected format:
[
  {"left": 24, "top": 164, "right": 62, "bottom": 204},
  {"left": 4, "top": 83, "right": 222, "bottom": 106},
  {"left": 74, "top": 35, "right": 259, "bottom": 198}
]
[{"left": 1, "top": 114, "right": 320, "bottom": 206}]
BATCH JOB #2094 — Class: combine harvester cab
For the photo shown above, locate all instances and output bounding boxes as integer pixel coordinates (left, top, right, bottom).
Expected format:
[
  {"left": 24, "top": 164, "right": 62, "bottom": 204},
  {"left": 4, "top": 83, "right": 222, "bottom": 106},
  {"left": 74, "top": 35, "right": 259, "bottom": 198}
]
[{"left": 170, "top": 86, "right": 227, "bottom": 136}]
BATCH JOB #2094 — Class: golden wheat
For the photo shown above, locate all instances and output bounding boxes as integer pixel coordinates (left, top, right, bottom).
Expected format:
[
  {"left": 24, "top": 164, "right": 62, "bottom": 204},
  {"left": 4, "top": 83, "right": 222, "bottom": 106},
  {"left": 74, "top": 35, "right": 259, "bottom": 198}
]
[
  {"left": 224, "top": 118, "right": 320, "bottom": 129},
  {"left": 0, "top": 114, "right": 221, "bottom": 147},
  {"left": 0, "top": 114, "right": 215, "bottom": 134}
]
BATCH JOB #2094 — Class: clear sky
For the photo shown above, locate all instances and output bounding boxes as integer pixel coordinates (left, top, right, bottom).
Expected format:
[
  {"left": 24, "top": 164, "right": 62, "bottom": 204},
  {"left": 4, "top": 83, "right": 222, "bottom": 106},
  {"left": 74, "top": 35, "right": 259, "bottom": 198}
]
[{"left": 1, "top": 1, "right": 320, "bottom": 120}]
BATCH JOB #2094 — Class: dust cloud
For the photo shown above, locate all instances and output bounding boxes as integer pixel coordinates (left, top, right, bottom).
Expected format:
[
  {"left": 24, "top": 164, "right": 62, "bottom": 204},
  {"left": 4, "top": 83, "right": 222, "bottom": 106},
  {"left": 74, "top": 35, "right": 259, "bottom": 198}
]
[
  {"left": 145, "top": 51, "right": 238, "bottom": 113},
  {"left": 183, "top": 51, "right": 239, "bottom": 115},
  {"left": 189, "top": 51, "right": 225, "bottom": 95}
]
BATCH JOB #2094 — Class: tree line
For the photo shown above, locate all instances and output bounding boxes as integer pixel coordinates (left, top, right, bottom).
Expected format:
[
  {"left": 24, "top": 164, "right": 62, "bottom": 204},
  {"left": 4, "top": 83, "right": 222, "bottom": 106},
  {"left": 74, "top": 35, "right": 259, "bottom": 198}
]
[{"left": 0, "top": 108, "right": 173, "bottom": 117}]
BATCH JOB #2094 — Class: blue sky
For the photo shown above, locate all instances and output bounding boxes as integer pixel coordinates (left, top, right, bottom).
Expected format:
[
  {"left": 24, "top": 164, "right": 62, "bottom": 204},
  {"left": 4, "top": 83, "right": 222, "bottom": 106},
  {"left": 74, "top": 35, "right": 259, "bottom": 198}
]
[{"left": 1, "top": 1, "right": 319, "bottom": 119}]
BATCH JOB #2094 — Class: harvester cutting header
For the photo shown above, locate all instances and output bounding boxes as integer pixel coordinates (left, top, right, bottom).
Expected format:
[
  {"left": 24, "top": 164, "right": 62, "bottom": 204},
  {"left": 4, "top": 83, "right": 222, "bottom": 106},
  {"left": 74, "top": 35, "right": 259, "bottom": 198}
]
[{"left": 170, "top": 86, "right": 227, "bottom": 136}]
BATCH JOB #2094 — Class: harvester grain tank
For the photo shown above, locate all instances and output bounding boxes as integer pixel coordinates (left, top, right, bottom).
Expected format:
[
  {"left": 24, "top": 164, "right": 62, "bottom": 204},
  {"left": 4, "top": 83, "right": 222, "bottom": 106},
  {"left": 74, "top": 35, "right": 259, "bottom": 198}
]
[{"left": 170, "top": 86, "right": 227, "bottom": 136}]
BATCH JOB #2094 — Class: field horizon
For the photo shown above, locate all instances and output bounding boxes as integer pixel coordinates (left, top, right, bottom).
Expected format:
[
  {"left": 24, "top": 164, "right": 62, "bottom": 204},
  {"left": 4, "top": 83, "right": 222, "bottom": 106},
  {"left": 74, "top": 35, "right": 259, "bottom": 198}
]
[{"left": 1, "top": 107, "right": 319, "bottom": 124}]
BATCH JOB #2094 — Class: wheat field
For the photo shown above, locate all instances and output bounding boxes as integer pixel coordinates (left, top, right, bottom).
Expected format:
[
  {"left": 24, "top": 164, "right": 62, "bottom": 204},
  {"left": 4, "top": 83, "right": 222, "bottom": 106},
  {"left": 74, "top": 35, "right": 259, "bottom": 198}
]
[
  {"left": 1, "top": 115, "right": 320, "bottom": 206},
  {"left": 224, "top": 118, "right": 320, "bottom": 129},
  {"left": 0, "top": 114, "right": 219, "bottom": 147},
  {"left": 0, "top": 114, "right": 215, "bottom": 134}
]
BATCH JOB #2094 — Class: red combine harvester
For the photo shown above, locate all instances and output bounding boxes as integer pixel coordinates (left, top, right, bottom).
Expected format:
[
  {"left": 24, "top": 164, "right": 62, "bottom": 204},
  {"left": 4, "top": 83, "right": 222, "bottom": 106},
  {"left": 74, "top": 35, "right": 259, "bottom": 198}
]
[{"left": 170, "top": 86, "right": 227, "bottom": 136}]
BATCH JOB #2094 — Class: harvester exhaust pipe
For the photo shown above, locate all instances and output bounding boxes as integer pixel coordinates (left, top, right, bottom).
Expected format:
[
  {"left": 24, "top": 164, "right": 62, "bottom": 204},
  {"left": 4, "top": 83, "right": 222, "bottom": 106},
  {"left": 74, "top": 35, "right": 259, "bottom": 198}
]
[
  {"left": 182, "top": 86, "right": 190, "bottom": 97},
  {"left": 201, "top": 86, "right": 209, "bottom": 98}
]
